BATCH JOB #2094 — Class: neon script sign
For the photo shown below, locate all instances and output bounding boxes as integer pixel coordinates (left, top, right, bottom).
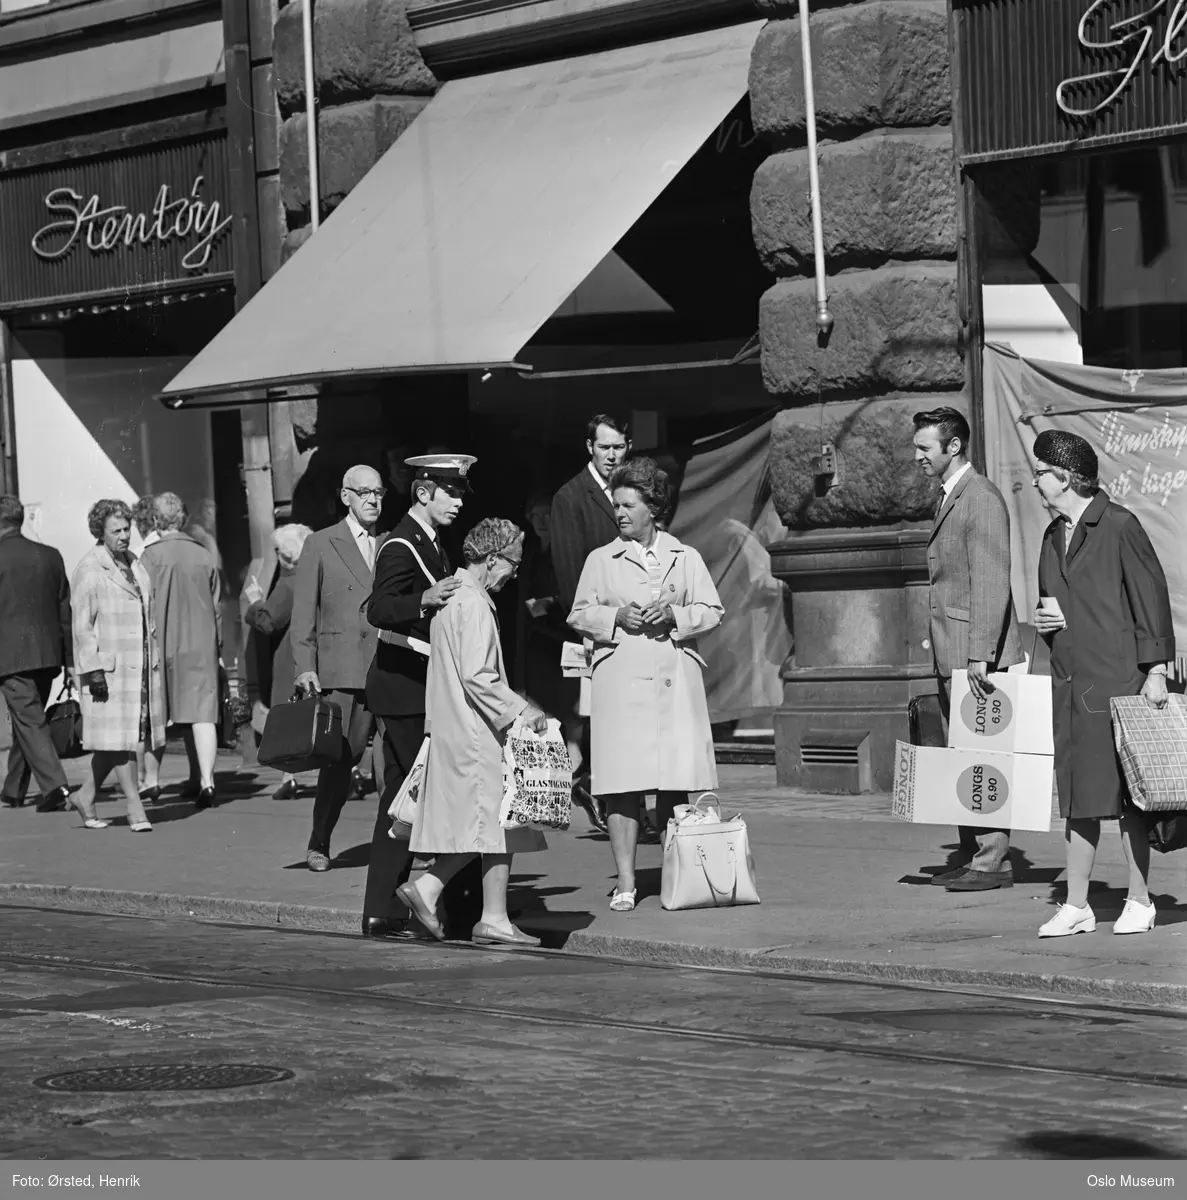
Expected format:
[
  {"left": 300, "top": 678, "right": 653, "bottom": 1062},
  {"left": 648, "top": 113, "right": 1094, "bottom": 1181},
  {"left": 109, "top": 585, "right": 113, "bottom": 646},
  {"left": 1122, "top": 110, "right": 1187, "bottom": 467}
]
[
  {"left": 31, "top": 176, "right": 232, "bottom": 271},
  {"left": 1057, "top": 0, "right": 1187, "bottom": 116}
]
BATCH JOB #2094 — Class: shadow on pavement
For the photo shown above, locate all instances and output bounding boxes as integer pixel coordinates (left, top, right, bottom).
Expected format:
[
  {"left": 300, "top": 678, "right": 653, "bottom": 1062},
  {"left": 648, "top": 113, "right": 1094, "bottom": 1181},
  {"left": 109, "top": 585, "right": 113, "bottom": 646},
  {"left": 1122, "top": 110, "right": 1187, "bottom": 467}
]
[{"left": 1016, "top": 1131, "right": 1181, "bottom": 1159}]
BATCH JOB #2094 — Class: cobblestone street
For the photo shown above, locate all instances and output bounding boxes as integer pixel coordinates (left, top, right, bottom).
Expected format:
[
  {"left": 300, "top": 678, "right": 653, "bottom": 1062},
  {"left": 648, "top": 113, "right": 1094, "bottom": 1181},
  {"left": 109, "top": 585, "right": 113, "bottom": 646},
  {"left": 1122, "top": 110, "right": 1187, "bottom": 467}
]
[{"left": 0, "top": 907, "right": 1183, "bottom": 1160}]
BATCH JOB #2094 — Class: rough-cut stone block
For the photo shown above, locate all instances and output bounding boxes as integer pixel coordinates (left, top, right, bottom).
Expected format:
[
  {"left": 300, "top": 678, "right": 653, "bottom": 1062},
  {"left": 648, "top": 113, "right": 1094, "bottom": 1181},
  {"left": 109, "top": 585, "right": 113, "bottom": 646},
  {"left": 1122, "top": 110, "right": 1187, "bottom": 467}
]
[
  {"left": 760, "top": 263, "right": 963, "bottom": 395},
  {"left": 750, "top": 1, "right": 950, "bottom": 139},
  {"left": 769, "top": 393, "right": 963, "bottom": 528},
  {"left": 752, "top": 130, "right": 956, "bottom": 274},
  {"left": 279, "top": 97, "right": 428, "bottom": 218},
  {"left": 281, "top": 222, "right": 313, "bottom": 266},
  {"left": 275, "top": 0, "right": 436, "bottom": 113}
]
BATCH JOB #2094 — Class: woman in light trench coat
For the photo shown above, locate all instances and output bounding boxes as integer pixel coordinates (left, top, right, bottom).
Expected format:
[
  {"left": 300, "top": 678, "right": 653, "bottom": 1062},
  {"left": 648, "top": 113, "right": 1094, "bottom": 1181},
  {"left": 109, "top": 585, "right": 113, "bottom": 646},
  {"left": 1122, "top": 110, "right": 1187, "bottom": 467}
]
[
  {"left": 69, "top": 499, "right": 166, "bottom": 830},
  {"left": 569, "top": 457, "right": 724, "bottom": 912},
  {"left": 397, "top": 518, "right": 550, "bottom": 947}
]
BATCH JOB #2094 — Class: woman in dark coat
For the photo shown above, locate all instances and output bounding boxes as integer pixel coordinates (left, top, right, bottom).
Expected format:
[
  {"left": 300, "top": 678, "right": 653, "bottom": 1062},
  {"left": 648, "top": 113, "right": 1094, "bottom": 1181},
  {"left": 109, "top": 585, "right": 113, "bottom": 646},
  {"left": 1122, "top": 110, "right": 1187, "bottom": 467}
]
[
  {"left": 244, "top": 523, "right": 312, "bottom": 799},
  {"left": 138, "top": 492, "right": 222, "bottom": 809},
  {"left": 1030, "top": 430, "right": 1175, "bottom": 940}
]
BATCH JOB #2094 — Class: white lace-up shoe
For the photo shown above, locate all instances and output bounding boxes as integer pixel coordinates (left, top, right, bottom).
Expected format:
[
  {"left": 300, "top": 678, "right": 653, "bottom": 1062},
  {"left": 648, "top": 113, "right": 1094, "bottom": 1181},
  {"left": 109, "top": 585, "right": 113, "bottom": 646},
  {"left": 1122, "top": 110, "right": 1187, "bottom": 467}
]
[
  {"left": 1038, "top": 903, "right": 1096, "bottom": 938},
  {"left": 1113, "top": 897, "right": 1156, "bottom": 935}
]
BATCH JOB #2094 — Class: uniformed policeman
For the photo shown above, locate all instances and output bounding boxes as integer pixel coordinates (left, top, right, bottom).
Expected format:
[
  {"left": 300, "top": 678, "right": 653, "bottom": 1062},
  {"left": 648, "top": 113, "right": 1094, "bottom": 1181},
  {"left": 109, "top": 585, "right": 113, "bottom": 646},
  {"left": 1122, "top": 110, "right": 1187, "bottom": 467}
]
[{"left": 359, "top": 454, "right": 473, "bottom": 939}]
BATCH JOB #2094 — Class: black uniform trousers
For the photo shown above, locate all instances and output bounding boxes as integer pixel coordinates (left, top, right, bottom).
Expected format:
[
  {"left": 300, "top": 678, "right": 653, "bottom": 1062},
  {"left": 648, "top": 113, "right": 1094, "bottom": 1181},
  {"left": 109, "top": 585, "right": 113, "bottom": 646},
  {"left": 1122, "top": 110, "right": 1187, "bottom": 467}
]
[
  {"left": 1, "top": 669, "right": 68, "bottom": 802},
  {"left": 362, "top": 713, "right": 422, "bottom": 920}
]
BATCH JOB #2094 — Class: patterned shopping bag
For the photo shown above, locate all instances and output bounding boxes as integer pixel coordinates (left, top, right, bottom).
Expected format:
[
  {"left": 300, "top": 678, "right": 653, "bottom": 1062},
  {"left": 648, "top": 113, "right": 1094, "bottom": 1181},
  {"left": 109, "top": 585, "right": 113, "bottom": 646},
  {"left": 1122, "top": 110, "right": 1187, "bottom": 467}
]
[
  {"left": 500, "top": 718, "right": 572, "bottom": 830},
  {"left": 1110, "top": 695, "right": 1187, "bottom": 813}
]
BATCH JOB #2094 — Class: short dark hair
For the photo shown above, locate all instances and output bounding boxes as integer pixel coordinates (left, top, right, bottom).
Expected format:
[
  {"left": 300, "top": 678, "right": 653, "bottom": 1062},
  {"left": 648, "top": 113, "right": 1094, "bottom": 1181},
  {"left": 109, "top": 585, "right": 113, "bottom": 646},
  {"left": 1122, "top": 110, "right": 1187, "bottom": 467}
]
[
  {"left": 586, "top": 414, "right": 630, "bottom": 444},
  {"left": 913, "top": 406, "right": 971, "bottom": 457},
  {"left": 0, "top": 494, "right": 24, "bottom": 531},
  {"left": 609, "top": 457, "right": 671, "bottom": 524},
  {"left": 88, "top": 499, "right": 132, "bottom": 543}
]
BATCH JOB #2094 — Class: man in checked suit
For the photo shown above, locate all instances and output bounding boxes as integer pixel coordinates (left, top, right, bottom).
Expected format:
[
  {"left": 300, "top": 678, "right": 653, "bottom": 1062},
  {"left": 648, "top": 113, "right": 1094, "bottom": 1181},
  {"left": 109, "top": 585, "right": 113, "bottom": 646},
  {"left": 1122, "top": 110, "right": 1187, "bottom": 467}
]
[
  {"left": 359, "top": 454, "right": 468, "bottom": 939},
  {"left": 291, "top": 464, "right": 385, "bottom": 872},
  {"left": 550, "top": 414, "right": 631, "bottom": 832},
  {"left": 913, "top": 407, "right": 1024, "bottom": 892}
]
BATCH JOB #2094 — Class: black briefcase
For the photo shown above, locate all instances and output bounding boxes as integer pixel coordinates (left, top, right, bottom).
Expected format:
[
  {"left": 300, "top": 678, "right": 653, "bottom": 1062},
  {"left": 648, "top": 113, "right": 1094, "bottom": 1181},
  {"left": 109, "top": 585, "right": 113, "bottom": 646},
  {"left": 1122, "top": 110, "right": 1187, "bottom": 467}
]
[
  {"left": 908, "top": 693, "right": 946, "bottom": 748},
  {"left": 46, "top": 684, "right": 84, "bottom": 760},
  {"left": 257, "top": 695, "right": 344, "bottom": 773}
]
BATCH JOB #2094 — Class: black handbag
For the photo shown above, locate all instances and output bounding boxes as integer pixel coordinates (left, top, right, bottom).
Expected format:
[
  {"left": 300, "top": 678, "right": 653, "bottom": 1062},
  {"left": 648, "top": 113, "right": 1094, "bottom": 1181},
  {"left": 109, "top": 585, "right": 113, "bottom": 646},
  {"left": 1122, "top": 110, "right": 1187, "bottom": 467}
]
[
  {"left": 46, "top": 683, "right": 84, "bottom": 760},
  {"left": 257, "top": 694, "right": 344, "bottom": 773},
  {"left": 908, "top": 693, "right": 946, "bottom": 748},
  {"left": 1148, "top": 811, "right": 1187, "bottom": 854}
]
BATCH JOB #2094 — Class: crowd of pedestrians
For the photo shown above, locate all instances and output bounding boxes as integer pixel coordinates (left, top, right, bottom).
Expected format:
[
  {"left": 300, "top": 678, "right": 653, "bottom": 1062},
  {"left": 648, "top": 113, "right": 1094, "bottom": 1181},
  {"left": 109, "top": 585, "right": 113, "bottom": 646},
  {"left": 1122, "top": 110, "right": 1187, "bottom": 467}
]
[{"left": 0, "top": 408, "right": 1176, "bottom": 943}]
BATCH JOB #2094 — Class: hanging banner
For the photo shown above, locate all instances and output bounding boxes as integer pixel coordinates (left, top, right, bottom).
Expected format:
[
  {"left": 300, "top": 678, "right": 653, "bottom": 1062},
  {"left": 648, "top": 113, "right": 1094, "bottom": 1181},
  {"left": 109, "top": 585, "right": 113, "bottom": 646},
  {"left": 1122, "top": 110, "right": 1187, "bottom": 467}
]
[
  {"left": 666, "top": 411, "right": 791, "bottom": 723},
  {"left": 983, "top": 342, "right": 1187, "bottom": 675}
]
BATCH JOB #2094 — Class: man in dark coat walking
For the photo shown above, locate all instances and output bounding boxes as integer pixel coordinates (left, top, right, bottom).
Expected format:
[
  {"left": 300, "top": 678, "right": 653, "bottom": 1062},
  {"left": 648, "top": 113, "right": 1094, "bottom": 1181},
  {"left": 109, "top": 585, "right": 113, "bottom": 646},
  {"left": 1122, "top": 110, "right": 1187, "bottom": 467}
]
[
  {"left": 913, "top": 407, "right": 1024, "bottom": 892},
  {"left": 360, "top": 455, "right": 468, "bottom": 939},
  {"left": 0, "top": 495, "right": 73, "bottom": 812},
  {"left": 550, "top": 414, "right": 631, "bottom": 832}
]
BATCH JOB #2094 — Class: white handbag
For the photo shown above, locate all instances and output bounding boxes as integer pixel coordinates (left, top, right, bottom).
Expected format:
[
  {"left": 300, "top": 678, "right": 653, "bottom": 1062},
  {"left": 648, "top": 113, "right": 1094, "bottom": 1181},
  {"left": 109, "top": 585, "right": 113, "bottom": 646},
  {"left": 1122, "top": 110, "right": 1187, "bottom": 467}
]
[
  {"left": 660, "top": 793, "right": 760, "bottom": 911},
  {"left": 387, "top": 736, "right": 429, "bottom": 839}
]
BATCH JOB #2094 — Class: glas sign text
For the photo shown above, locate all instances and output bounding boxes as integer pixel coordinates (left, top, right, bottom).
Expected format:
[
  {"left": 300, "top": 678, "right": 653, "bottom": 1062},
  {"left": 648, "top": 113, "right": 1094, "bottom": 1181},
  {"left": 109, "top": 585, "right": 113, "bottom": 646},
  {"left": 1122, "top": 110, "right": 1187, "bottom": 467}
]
[
  {"left": 1057, "top": 0, "right": 1187, "bottom": 117},
  {"left": 30, "top": 176, "right": 232, "bottom": 271}
]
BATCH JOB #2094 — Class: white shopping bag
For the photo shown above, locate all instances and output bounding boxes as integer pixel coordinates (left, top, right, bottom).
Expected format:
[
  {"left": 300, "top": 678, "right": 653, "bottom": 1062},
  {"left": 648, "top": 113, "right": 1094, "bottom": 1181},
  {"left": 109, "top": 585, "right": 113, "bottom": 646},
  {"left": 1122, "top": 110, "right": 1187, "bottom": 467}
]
[{"left": 387, "top": 736, "right": 429, "bottom": 839}]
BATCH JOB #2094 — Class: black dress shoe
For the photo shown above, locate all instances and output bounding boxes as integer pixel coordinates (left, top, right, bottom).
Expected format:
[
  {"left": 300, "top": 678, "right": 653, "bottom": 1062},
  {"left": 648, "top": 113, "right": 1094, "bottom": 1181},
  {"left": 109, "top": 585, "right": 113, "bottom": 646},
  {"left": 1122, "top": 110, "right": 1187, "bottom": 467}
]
[
  {"left": 572, "top": 782, "right": 607, "bottom": 834},
  {"left": 194, "top": 786, "right": 216, "bottom": 811},
  {"left": 35, "top": 786, "right": 69, "bottom": 813},
  {"left": 361, "top": 916, "right": 422, "bottom": 940},
  {"left": 350, "top": 767, "right": 373, "bottom": 799},
  {"left": 273, "top": 778, "right": 298, "bottom": 800},
  {"left": 1, "top": 795, "right": 24, "bottom": 808},
  {"left": 139, "top": 786, "right": 162, "bottom": 806},
  {"left": 930, "top": 865, "right": 971, "bottom": 886},
  {"left": 946, "top": 869, "right": 1014, "bottom": 892}
]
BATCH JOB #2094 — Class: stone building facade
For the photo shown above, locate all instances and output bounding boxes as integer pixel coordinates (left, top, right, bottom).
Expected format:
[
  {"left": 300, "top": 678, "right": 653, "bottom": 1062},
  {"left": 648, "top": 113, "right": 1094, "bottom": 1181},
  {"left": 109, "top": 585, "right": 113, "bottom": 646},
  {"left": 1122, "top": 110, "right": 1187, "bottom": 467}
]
[{"left": 247, "top": 0, "right": 966, "bottom": 790}]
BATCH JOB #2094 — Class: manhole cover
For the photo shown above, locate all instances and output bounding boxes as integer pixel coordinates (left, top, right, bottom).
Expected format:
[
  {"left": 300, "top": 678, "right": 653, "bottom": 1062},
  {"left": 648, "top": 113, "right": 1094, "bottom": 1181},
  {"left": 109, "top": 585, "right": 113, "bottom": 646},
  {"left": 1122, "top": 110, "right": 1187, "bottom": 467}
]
[{"left": 34, "top": 1064, "right": 294, "bottom": 1092}]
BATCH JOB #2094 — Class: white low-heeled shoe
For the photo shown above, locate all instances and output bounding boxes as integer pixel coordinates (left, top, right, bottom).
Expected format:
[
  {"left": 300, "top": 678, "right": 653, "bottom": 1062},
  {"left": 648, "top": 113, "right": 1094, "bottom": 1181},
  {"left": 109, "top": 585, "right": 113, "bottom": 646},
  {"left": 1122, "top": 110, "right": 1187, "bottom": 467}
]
[
  {"left": 1038, "top": 903, "right": 1095, "bottom": 938},
  {"left": 1113, "top": 897, "right": 1156, "bottom": 935}
]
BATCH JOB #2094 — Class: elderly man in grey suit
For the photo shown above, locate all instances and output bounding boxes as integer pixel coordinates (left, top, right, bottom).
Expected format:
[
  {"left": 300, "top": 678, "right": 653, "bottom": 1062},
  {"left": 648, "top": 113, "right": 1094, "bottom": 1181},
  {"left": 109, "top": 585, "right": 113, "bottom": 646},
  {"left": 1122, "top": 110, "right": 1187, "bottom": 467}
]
[
  {"left": 914, "top": 407, "right": 1024, "bottom": 893},
  {"left": 291, "top": 465, "right": 384, "bottom": 871}
]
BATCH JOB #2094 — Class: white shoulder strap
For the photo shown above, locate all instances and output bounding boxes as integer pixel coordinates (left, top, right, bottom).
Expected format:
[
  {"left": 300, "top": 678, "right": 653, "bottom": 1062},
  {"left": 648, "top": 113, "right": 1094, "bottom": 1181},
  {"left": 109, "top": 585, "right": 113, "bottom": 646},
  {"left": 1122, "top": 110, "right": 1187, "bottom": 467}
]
[{"left": 379, "top": 536, "right": 438, "bottom": 587}]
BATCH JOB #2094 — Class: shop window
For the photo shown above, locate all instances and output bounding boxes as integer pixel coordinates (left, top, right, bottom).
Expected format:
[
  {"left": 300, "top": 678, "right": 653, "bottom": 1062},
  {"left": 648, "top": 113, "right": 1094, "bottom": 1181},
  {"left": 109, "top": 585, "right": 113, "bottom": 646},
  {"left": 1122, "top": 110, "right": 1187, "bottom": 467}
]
[{"left": 975, "top": 144, "right": 1187, "bottom": 369}]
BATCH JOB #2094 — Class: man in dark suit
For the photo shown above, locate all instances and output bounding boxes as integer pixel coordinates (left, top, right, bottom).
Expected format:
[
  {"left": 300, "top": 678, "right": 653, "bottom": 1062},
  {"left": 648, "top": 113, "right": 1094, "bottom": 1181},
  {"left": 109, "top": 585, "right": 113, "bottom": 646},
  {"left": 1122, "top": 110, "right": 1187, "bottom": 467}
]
[
  {"left": 291, "top": 465, "right": 385, "bottom": 871},
  {"left": 914, "top": 407, "right": 1024, "bottom": 892},
  {"left": 361, "top": 455, "right": 468, "bottom": 939},
  {"left": 550, "top": 414, "right": 631, "bottom": 832},
  {"left": 0, "top": 495, "right": 73, "bottom": 812}
]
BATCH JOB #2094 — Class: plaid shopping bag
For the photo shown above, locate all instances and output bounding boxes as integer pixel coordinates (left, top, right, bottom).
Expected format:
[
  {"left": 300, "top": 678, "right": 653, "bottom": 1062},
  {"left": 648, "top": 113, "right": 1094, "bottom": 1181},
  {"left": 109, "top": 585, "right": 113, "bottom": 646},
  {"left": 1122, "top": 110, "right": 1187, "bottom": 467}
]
[{"left": 1110, "top": 695, "right": 1187, "bottom": 813}]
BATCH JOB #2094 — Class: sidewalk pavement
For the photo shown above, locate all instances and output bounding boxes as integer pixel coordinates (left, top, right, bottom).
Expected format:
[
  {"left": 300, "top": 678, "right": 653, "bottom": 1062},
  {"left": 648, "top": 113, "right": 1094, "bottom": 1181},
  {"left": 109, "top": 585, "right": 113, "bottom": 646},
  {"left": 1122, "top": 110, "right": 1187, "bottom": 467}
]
[{"left": 1, "top": 751, "right": 1183, "bottom": 1008}]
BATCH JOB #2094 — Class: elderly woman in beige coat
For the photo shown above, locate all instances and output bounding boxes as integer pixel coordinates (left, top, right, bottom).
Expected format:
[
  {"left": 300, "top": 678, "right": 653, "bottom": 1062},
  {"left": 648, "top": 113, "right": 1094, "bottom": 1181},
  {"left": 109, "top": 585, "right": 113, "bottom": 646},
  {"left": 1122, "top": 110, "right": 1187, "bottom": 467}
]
[
  {"left": 569, "top": 457, "right": 724, "bottom": 912},
  {"left": 70, "top": 499, "right": 166, "bottom": 831},
  {"left": 397, "top": 518, "right": 549, "bottom": 947}
]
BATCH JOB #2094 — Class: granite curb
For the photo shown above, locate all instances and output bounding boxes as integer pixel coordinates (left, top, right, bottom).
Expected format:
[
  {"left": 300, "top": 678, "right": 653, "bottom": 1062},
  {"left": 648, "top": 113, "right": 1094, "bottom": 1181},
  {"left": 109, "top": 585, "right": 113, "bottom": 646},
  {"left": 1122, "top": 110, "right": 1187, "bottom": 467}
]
[{"left": 3, "top": 882, "right": 1183, "bottom": 1011}]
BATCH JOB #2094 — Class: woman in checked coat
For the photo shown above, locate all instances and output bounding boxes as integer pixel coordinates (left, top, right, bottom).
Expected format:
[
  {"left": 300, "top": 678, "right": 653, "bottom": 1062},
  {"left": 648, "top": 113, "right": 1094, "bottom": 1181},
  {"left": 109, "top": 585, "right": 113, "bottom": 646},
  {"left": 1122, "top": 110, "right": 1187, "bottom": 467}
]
[
  {"left": 569, "top": 457, "right": 724, "bottom": 912},
  {"left": 69, "top": 499, "right": 165, "bottom": 831}
]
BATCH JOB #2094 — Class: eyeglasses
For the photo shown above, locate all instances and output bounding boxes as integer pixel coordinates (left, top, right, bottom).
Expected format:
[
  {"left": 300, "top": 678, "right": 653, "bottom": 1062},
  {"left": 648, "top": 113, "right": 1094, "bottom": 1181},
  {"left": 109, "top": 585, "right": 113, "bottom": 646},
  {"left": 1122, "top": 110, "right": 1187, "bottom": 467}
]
[
  {"left": 495, "top": 551, "right": 521, "bottom": 571},
  {"left": 345, "top": 487, "right": 387, "bottom": 500},
  {"left": 1032, "top": 468, "right": 1056, "bottom": 482}
]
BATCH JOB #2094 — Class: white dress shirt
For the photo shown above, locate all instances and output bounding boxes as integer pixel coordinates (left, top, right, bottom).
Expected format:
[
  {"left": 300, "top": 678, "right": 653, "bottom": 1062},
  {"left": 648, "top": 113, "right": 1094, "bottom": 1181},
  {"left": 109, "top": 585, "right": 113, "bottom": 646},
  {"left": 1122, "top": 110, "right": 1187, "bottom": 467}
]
[
  {"left": 345, "top": 513, "right": 376, "bottom": 571},
  {"left": 588, "top": 460, "right": 614, "bottom": 507},
  {"left": 941, "top": 461, "right": 972, "bottom": 502}
]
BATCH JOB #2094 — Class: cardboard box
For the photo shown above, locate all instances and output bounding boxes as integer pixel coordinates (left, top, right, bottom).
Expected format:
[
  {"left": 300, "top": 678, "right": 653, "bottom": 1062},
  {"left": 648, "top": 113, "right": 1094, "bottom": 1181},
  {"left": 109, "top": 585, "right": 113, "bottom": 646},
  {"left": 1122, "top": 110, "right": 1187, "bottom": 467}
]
[
  {"left": 891, "top": 741, "right": 1053, "bottom": 832},
  {"left": 948, "top": 669, "right": 1054, "bottom": 756}
]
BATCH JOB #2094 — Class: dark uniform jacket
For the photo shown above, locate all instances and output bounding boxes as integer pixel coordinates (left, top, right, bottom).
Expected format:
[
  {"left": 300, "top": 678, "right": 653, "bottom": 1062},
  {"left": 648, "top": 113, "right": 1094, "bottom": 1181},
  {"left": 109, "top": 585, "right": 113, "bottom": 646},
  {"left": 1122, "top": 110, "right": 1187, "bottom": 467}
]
[
  {"left": 550, "top": 465, "right": 619, "bottom": 614},
  {"left": 364, "top": 512, "right": 451, "bottom": 717},
  {"left": 1038, "top": 490, "right": 1175, "bottom": 818},
  {"left": 0, "top": 530, "right": 73, "bottom": 677}
]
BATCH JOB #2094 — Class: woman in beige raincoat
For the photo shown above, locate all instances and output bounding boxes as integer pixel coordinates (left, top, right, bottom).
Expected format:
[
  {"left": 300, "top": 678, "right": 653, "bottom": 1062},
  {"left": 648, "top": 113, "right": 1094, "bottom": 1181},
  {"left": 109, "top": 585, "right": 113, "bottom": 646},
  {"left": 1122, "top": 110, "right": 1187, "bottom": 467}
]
[
  {"left": 397, "top": 518, "right": 549, "bottom": 947},
  {"left": 569, "top": 457, "right": 723, "bottom": 912}
]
